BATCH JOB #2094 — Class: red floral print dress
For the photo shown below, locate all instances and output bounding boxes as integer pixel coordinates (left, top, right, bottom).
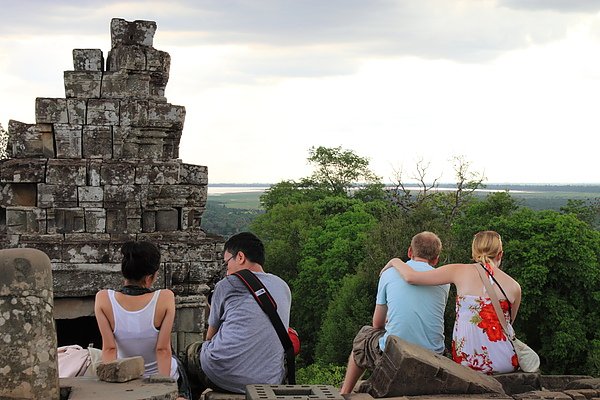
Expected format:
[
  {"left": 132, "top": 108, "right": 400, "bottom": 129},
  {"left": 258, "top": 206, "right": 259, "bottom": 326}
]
[{"left": 452, "top": 294, "right": 518, "bottom": 374}]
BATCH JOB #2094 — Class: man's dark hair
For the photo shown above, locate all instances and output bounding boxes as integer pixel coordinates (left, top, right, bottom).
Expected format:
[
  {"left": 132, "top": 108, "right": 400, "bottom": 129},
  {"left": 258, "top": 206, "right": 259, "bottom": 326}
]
[
  {"left": 121, "top": 241, "right": 161, "bottom": 281},
  {"left": 224, "top": 232, "right": 265, "bottom": 266}
]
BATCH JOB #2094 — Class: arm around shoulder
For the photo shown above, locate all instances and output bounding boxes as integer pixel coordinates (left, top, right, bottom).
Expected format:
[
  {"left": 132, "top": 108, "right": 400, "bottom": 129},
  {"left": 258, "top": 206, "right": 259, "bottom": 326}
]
[{"left": 389, "top": 258, "right": 459, "bottom": 286}]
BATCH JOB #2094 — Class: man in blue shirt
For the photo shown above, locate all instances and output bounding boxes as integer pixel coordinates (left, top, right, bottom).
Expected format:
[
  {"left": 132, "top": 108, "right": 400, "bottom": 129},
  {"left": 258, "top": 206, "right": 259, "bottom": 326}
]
[{"left": 340, "top": 231, "right": 449, "bottom": 394}]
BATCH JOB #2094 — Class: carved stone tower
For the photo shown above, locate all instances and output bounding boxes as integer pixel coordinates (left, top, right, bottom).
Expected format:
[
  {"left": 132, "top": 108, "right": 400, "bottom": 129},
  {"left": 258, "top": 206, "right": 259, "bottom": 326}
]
[{"left": 0, "top": 18, "right": 223, "bottom": 354}]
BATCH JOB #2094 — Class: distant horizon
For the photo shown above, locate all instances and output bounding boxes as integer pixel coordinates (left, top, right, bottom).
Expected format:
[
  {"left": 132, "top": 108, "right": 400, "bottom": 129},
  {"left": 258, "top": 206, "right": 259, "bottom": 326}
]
[{"left": 208, "top": 182, "right": 600, "bottom": 187}]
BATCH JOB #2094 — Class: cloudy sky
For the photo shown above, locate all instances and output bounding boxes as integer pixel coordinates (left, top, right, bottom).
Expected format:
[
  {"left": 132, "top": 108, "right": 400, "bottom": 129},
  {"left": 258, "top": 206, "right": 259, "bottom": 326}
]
[{"left": 1, "top": 0, "right": 600, "bottom": 184}]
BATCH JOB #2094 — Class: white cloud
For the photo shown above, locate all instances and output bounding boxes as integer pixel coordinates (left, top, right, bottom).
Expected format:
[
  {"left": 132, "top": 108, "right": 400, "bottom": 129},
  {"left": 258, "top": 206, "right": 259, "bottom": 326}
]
[{"left": 2, "top": 0, "right": 600, "bottom": 183}]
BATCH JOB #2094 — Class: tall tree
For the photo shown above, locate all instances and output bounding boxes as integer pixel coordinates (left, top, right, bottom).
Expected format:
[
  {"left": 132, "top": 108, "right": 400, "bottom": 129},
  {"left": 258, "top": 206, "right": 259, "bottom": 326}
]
[{"left": 307, "top": 146, "right": 380, "bottom": 194}]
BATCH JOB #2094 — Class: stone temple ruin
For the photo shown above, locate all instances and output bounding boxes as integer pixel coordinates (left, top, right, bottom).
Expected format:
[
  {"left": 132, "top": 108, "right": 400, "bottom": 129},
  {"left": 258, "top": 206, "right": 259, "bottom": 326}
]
[
  {"left": 2, "top": 16, "right": 600, "bottom": 400},
  {"left": 0, "top": 18, "right": 223, "bottom": 356}
]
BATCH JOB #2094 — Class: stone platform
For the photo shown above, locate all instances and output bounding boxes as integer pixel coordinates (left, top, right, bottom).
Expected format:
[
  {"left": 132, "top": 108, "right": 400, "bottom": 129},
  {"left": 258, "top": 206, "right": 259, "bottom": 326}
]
[{"left": 60, "top": 376, "right": 178, "bottom": 400}]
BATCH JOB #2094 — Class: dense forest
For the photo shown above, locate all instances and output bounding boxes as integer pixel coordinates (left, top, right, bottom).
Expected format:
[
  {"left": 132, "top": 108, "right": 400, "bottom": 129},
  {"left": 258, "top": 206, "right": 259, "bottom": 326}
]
[{"left": 203, "top": 146, "right": 600, "bottom": 384}]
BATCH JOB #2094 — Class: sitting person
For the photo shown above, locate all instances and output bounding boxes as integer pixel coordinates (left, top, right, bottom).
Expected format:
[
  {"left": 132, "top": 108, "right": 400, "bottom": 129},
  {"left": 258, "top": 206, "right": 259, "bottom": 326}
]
[
  {"left": 340, "top": 231, "right": 450, "bottom": 394},
  {"left": 385, "top": 230, "right": 521, "bottom": 374},
  {"left": 184, "top": 232, "right": 292, "bottom": 397},
  {"left": 94, "top": 241, "right": 190, "bottom": 399}
]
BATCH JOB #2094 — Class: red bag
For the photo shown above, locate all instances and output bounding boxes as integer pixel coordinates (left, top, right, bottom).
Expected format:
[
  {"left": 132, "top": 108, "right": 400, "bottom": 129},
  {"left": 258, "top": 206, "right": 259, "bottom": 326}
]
[{"left": 288, "top": 327, "right": 301, "bottom": 356}]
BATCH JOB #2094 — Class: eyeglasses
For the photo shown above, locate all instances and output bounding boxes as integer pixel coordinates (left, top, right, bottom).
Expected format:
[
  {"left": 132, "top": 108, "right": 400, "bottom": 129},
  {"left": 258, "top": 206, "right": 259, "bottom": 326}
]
[{"left": 222, "top": 254, "right": 236, "bottom": 269}]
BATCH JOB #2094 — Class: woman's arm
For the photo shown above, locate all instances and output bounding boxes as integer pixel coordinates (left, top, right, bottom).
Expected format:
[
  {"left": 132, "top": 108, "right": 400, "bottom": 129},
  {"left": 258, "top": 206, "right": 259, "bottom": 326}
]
[
  {"left": 94, "top": 290, "right": 117, "bottom": 363},
  {"left": 155, "top": 290, "right": 175, "bottom": 377},
  {"left": 387, "top": 258, "right": 458, "bottom": 286}
]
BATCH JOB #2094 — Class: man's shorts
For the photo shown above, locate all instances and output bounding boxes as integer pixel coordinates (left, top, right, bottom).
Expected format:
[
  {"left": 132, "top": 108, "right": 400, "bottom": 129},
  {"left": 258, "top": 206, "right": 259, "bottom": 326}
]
[
  {"left": 184, "top": 341, "right": 231, "bottom": 397},
  {"left": 352, "top": 326, "right": 385, "bottom": 370}
]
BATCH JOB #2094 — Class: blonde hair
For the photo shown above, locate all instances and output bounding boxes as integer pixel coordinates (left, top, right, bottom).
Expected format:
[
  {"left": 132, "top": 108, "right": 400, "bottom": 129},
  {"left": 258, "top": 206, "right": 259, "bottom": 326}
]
[
  {"left": 472, "top": 231, "right": 502, "bottom": 266},
  {"left": 411, "top": 231, "right": 442, "bottom": 262}
]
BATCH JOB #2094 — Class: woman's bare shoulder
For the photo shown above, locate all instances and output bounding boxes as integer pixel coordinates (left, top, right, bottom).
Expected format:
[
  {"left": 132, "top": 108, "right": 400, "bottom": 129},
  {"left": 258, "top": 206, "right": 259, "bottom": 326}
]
[
  {"left": 496, "top": 269, "right": 521, "bottom": 292},
  {"left": 95, "top": 289, "right": 110, "bottom": 300},
  {"left": 507, "top": 273, "right": 522, "bottom": 292},
  {"left": 157, "top": 288, "right": 175, "bottom": 304}
]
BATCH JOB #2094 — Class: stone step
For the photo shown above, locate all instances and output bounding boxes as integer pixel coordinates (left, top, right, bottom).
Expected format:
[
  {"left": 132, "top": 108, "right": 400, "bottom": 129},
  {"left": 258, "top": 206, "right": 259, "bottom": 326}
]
[{"left": 493, "top": 372, "right": 542, "bottom": 395}]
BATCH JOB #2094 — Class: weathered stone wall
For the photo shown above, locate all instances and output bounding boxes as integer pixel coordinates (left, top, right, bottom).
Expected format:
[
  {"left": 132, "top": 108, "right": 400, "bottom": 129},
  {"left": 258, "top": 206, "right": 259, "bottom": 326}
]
[{"left": 0, "top": 18, "right": 224, "bottom": 355}]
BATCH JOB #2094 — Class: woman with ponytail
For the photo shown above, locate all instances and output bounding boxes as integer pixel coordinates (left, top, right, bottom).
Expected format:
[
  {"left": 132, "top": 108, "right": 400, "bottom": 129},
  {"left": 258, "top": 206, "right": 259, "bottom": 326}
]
[
  {"left": 95, "top": 241, "right": 190, "bottom": 399},
  {"left": 384, "top": 231, "right": 521, "bottom": 374}
]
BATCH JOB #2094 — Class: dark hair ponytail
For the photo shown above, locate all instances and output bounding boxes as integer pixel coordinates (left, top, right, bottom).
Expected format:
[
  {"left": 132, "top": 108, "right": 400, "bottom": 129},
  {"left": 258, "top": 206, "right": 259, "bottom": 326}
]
[{"left": 121, "top": 241, "right": 161, "bottom": 282}]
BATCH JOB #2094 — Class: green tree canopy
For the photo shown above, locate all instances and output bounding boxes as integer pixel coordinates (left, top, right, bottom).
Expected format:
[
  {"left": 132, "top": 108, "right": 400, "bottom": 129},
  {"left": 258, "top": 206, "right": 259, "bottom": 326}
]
[
  {"left": 253, "top": 148, "right": 600, "bottom": 376},
  {"left": 307, "top": 146, "right": 380, "bottom": 194},
  {"left": 496, "top": 209, "right": 600, "bottom": 375},
  {"left": 291, "top": 198, "right": 380, "bottom": 362},
  {"left": 252, "top": 146, "right": 386, "bottom": 364}
]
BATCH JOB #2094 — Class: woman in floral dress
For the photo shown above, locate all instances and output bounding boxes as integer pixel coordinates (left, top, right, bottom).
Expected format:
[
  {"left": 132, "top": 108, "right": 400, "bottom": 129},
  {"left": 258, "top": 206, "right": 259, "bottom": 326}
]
[{"left": 385, "top": 231, "right": 521, "bottom": 374}]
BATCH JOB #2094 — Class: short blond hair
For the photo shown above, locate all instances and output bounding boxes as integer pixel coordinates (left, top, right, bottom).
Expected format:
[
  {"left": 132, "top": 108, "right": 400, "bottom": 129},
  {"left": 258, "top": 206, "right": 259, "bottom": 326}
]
[
  {"left": 411, "top": 231, "right": 442, "bottom": 262},
  {"left": 472, "top": 231, "right": 502, "bottom": 265}
]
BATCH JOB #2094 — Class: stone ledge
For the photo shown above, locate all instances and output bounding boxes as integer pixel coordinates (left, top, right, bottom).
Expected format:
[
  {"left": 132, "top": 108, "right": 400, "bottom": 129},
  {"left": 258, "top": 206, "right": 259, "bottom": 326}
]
[
  {"left": 512, "top": 391, "right": 573, "bottom": 400},
  {"left": 540, "top": 376, "right": 594, "bottom": 391},
  {"left": 342, "top": 394, "right": 513, "bottom": 400},
  {"left": 60, "top": 376, "right": 177, "bottom": 400},
  {"left": 494, "top": 372, "right": 542, "bottom": 395},
  {"left": 565, "top": 378, "right": 600, "bottom": 390}
]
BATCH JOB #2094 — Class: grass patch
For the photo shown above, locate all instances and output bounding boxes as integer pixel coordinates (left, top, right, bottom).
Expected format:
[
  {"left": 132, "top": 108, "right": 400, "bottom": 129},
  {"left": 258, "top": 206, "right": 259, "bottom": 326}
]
[{"left": 208, "top": 191, "right": 263, "bottom": 210}]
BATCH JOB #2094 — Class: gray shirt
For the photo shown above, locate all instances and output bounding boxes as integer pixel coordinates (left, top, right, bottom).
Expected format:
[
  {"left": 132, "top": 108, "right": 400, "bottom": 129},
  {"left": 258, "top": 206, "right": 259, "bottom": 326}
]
[{"left": 201, "top": 272, "right": 291, "bottom": 393}]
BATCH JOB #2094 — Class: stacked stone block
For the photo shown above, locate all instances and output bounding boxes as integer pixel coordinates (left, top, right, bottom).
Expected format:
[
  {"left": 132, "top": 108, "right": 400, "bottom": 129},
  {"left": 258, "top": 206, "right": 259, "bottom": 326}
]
[{"left": 0, "top": 18, "right": 223, "bottom": 354}]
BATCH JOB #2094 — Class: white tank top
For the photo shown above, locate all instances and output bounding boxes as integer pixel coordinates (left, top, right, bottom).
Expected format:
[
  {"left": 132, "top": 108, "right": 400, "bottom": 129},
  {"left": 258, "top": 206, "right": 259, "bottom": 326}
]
[{"left": 108, "top": 289, "right": 177, "bottom": 378}]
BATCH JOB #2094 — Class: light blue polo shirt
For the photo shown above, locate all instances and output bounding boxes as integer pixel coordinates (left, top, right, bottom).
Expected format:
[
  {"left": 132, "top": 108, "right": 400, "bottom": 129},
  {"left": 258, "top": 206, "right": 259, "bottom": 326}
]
[{"left": 376, "top": 259, "right": 450, "bottom": 354}]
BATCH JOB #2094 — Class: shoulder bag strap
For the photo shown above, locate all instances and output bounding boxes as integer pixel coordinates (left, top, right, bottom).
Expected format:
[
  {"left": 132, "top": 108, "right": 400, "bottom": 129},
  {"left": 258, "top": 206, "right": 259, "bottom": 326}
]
[
  {"left": 481, "top": 264, "right": 513, "bottom": 320},
  {"left": 232, "top": 269, "right": 296, "bottom": 384},
  {"left": 474, "top": 263, "right": 513, "bottom": 340}
]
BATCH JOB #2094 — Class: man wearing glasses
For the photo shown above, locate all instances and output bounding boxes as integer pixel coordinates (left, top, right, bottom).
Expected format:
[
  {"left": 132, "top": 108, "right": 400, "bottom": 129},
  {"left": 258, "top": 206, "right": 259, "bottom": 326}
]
[
  {"left": 340, "top": 231, "right": 450, "bottom": 394},
  {"left": 184, "top": 232, "right": 291, "bottom": 398}
]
